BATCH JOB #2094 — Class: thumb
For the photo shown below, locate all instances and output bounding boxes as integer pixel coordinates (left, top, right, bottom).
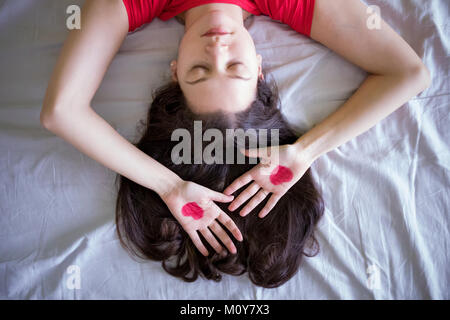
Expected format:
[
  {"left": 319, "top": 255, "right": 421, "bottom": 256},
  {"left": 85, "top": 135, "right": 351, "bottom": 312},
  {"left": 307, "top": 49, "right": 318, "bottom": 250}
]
[
  {"left": 240, "top": 147, "right": 270, "bottom": 159},
  {"left": 210, "top": 191, "right": 234, "bottom": 203}
]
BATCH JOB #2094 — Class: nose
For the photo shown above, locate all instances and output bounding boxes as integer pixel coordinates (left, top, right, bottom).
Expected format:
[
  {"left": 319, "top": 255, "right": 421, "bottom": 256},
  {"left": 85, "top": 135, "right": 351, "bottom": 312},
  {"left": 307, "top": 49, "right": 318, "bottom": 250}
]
[{"left": 205, "top": 36, "right": 229, "bottom": 54}]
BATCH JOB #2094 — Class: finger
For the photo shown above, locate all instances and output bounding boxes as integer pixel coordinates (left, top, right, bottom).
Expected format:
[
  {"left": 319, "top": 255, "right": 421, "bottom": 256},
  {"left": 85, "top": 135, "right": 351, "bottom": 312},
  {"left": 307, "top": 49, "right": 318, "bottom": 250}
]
[
  {"left": 210, "top": 191, "right": 234, "bottom": 203},
  {"left": 217, "top": 211, "right": 243, "bottom": 242},
  {"left": 188, "top": 231, "right": 209, "bottom": 257},
  {"left": 258, "top": 193, "right": 281, "bottom": 218},
  {"left": 241, "top": 147, "right": 270, "bottom": 159},
  {"left": 209, "top": 221, "right": 237, "bottom": 254},
  {"left": 223, "top": 173, "right": 253, "bottom": 196},
  {"left": 228, "top": 182, "right": 260, "bottom": 211},
  {"left": 240, "top": 189, "right": 269, "bottom": 217},
  {"left": 199, "top": 228, "right": 224, "bottom": 255}
]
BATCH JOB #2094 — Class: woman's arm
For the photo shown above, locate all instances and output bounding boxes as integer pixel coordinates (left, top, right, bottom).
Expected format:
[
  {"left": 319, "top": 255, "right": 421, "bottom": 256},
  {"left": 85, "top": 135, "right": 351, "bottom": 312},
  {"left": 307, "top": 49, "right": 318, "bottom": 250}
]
[
  {"left": 295, "top": 0, "right": 431, "bottom": 161},
  {"left": 224, "top": 0, "right": 431, "bottom": 218},
  {"left": 41, "top": 0, "right": 181, "bottom": 196},
  {"left": 40, "top": 0, "right": 242, "bottom": 255}
]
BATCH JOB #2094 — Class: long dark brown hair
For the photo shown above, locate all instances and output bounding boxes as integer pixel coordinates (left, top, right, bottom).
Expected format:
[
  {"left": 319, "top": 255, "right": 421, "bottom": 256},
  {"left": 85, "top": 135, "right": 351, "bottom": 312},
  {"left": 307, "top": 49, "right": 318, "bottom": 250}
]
[{"left": 115, "top": 76, "right": 324, "bottom": 288}]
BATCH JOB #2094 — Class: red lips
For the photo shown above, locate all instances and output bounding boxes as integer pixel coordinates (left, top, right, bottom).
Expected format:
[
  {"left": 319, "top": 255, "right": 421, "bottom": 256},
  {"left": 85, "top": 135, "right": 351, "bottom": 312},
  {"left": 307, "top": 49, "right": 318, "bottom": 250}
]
[
  {"left": 202, "top": 28, "right": 231, "bottom": 37},
  {"left": 269, "top": 165, "right": 294, "bottom": 185},
  {"left": 181, "top": 202, "right": 204, "bottom": 220}
]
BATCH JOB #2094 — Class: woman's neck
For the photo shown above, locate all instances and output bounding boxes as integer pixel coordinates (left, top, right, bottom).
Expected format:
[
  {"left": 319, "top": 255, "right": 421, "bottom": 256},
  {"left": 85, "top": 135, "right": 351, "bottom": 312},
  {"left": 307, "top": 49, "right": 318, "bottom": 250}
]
[{"left": 177, "top": 4, "right": 252, "bottom": 29}]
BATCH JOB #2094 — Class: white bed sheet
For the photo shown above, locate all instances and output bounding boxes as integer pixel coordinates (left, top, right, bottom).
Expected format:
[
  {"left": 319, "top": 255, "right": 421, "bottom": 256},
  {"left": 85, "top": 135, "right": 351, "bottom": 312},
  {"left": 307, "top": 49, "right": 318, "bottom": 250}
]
[{"left": 0, "top": 0, "right": 449, "bottom": 299}]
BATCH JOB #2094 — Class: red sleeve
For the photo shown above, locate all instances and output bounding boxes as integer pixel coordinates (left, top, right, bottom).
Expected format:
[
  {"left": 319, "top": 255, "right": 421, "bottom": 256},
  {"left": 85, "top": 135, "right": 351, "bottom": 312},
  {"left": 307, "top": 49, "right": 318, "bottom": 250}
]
[
  {"left": 122, "top": 0, "right": 168, "bottom": 32},
  {"left": 254, "top": 0, "right": 316, "bottom": 37}
]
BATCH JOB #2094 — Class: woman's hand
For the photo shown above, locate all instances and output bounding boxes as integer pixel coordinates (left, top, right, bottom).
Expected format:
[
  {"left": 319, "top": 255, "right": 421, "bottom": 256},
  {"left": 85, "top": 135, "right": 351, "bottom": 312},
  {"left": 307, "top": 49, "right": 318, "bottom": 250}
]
[
  {"left": 160, "top": 180, "right": 243, "bottom": 257},
  {"left": 224, "top": 144, "right": 314, "bottom": 218}
]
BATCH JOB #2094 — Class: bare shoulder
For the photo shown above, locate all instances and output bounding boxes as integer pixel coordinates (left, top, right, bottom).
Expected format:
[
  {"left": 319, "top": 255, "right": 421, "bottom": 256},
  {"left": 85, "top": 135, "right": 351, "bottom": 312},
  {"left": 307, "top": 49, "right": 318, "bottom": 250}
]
[
  {"left": 309, "top": 0, "right": 427, "bottom": 75},
  {"left": 41, "top": 0, "right": 129, "bottom": 117}
]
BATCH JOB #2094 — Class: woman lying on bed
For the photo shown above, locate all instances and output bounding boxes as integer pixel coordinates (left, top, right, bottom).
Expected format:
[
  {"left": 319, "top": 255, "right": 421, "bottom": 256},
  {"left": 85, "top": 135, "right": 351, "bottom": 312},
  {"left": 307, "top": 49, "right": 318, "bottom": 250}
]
[{"left": 40, "top": 0, "right": 430, "bottom": 287}]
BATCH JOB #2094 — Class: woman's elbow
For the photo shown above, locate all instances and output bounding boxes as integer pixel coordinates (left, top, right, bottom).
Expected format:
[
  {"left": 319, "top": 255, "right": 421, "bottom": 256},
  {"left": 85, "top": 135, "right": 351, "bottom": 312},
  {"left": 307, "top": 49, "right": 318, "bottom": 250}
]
[
  {"left": 40, "top": 100, "right": 90, "bottom": 132},
  {"left": 40, "top": 106, "right": 54, "bottom": 130},
  {"left": 40, "top": 104, "right": 59, "bottom": 131},
  {"left": 405, "top": 62, "right": 432, "bottom": 92},
  {"left": 40, "top": 102, "right": 67, "bottom": 131}
]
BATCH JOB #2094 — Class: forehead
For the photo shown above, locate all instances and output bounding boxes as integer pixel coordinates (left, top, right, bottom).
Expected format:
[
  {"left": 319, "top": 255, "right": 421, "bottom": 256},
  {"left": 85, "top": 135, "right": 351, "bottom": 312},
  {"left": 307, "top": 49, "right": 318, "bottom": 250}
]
[{"left": 184, "top": 80, "right": 257, "bottom": 113}]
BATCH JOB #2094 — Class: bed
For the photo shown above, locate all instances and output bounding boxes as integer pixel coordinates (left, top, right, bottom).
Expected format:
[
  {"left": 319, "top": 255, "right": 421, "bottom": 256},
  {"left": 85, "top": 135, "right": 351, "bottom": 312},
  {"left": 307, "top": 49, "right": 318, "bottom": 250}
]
[{"left": 0, "top": 0, "right": 448, "bottom": 299}]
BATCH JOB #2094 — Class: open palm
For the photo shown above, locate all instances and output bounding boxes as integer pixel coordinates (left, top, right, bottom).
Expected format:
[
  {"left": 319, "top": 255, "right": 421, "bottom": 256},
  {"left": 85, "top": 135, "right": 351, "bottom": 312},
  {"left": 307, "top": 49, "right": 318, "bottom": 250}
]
[
  {"left": 161, "top": 180, "right": 243, "bottom": 256},
  {"left": 224, "top": 144, "right": 313, "bottom": 218}
]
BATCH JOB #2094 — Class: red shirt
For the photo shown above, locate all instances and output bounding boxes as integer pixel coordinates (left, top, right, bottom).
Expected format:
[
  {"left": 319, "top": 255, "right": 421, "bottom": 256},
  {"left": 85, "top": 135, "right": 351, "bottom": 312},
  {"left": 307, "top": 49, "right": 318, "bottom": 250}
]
[{"left": 122, "top": 0, "right": 315, "bottom": 37}]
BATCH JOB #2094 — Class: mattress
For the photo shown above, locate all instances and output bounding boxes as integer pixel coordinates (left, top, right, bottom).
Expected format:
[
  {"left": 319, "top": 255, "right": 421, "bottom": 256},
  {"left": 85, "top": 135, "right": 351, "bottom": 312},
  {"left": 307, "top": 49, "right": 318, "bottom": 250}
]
[{"left": 0, "top": 0, "right": 448, "bottom": 299}]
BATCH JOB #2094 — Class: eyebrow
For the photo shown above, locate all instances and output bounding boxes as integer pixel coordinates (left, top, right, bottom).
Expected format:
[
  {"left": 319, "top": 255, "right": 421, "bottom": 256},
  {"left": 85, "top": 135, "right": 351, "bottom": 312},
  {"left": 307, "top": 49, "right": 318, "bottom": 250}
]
[{"left": 185, "top": 74, "right": 252, "bottom": 85}]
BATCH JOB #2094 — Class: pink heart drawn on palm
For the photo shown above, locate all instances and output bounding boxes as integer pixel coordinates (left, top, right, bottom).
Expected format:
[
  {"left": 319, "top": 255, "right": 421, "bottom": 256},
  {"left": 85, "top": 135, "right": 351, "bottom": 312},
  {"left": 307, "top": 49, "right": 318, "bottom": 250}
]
[
  {"left": 181, "top": 202, "right": 204, "bottom": 220},
  {"left": 269, "top": 165, "right": 294, "bottom": 185}
]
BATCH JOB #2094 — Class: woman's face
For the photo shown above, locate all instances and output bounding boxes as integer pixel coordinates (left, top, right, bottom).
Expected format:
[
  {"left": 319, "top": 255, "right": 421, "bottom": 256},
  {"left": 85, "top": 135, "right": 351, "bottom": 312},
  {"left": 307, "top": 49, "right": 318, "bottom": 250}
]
[{"left": 171, "top": 11, "right": 263, "bottom": 114}]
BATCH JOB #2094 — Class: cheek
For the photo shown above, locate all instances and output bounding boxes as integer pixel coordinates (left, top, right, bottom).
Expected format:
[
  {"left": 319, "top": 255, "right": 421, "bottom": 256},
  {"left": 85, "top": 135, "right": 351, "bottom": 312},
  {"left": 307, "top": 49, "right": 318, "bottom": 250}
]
[
  {"left": 177, "top": 41, "right": 193, "bottom": 64},
  {"left": 181, "top": 202, "right": 204, "bottom": 220},
  {"left": 269, "top": 165, "right": 294, "bottom": 185}
]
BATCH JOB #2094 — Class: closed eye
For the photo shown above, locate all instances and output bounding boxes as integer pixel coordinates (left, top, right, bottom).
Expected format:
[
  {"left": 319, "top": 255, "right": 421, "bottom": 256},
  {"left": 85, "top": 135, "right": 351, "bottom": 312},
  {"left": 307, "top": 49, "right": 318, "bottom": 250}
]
[
  {"left": 190, "top": 62, "right": 243, "bottom": 72},
  {"left": 228, "top": 62, "right": 242, "bottom": 68},
  {"left": 192, "top": 65, "right": 208, "bottom": 71},
  {"left": 185, "top": 62, "right": 251, "bottom": 85}
]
